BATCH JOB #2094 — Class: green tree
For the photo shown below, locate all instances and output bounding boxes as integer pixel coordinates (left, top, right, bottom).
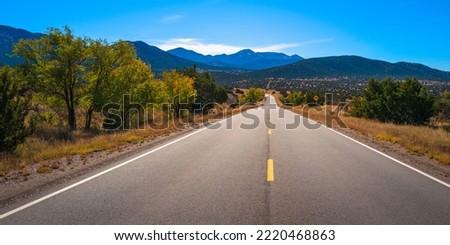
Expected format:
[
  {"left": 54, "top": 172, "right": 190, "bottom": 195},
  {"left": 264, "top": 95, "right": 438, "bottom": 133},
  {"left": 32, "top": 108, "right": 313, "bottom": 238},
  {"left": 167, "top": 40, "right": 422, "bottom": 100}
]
[
  {"left": 181, "top": 66, "right": 228, "bottom": 112},
  {"left": 163, "top": 70, "right": 196, "bottom": 117},
  {"left": 351, "top": 77, "right": 434, "bottom": 124},
  {"left": 279, "top": 89, "right": 288, "bottom": 98},
  {"left": 215, "top": 86, "right": 228, "bottom": 104},
  {"left": 360, "top": 78, "right": 395, "bottom": 121},
  {"left": 0, "top": 66, "right": 34, "bottom": 152},
  {"left": 82, "top": 40, "right": 137, "bottom": 130},
  {"left": 284, "top": 91, "right": 304, "bottom": 106},
  {"left": 245, "top": 87, "right": 265, "bottom": 103},
  {"left": 434, "top": 92, "right": 450, "bottom": 122},
  {"left": 110, "top": 60, "right": 154, "bottom": 102},
  {"left": 132, "top": 79, "right": 169, "bottom": 105},
  {"left": 397, "top": 78, "right": 434, "bottom": 124},
  {"left": 14, "top": 26, "right": 88, "bottom": 130},
  {"left": 109, "top": 59, "right": 159, "bottom": 129}
]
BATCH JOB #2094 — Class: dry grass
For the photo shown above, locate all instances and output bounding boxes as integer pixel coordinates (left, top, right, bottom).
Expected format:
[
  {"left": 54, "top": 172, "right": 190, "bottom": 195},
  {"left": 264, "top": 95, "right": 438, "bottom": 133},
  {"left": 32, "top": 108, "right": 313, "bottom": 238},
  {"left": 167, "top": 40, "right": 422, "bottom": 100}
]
[
  {"left": 274, "top": 93, "right": 450, "bottom": 165},
  {"left": 0, "top": 122, "right": 178, "bottom": 176},
  {"left": 0, "top": 102, "right": 255, "bottom": 176},
  {"left": 342, "top": 117, "right": 450, "bottom": 164}
]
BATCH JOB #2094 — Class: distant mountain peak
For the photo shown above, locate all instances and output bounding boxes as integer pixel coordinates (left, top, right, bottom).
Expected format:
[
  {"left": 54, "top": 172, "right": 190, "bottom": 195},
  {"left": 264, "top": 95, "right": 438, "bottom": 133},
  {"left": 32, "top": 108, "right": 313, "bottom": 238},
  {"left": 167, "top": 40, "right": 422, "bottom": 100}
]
[
  {"left": 236, "top": 49, "right": 255, "bottom": 55},
  {"left": 168, "top": 47, "right": 303, "bottom": 70},
  {"left": 128, "top": 41, "right": 227, "bottom": 71},
  {"left": 169, "top": 47, "right": 194, "bottom": 53}
]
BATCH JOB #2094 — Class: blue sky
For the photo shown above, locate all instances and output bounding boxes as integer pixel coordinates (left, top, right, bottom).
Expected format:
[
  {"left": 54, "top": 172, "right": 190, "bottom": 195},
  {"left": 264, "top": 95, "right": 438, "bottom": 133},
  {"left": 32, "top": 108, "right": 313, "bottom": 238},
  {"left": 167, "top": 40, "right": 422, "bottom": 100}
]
[{"left": 2, "top": 0, "right": 450, "bottom": 70}]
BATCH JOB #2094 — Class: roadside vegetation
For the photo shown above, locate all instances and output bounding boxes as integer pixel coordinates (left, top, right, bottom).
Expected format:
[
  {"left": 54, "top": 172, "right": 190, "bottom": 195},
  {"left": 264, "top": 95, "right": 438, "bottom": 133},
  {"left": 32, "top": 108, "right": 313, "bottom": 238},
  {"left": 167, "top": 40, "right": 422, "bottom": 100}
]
[
  {"left": 0, "top": 66, "right": 34, "bottom": 152},
  {"left": 244, "top": 87, "right": 265, "bottom": 104},
  {"left": 0, "top": 26, "right": 243, "bottom": 177},
  {"left": 277, "top": 78, "right": 450, "bottom": 165},
  {"left": 350, "top": 78, "right": 434, "bottom": 125}
]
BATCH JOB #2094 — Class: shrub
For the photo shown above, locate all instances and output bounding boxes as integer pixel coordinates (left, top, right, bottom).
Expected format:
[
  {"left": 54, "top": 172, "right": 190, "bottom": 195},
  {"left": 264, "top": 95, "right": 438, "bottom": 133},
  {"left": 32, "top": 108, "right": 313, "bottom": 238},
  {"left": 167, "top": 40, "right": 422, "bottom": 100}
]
[
  {"left": 0, "top": 66, "right": 34, "bottom": 152},
  {"left": 351, "top": 77, "right": 434, "bottom": 125},
  {"left": 245, "top": 87, "right": 265, "bottom": 103}
]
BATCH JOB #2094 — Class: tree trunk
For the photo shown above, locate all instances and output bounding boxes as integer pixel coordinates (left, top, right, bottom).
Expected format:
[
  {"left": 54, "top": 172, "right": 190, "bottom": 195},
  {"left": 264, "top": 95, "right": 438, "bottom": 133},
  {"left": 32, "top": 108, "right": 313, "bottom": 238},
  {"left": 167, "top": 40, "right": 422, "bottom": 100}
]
[
  {"left": 68, "top": 105, "right": 76, "bottom": 130},
  {"left": 63, "top": 94, "right": 77, "bottom": 130},
  {"left": 68, "top": 81, "right": 77, "bottom": 130},
  {"left": 85, "top": 107, "right": 94, "bottom": 130}
]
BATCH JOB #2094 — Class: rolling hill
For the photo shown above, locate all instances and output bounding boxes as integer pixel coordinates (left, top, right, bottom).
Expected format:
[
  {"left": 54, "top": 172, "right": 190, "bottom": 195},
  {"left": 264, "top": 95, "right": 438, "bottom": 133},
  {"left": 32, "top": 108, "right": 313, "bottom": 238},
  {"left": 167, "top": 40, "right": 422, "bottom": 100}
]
[
  {"left": 242, "top": 55, "right": 450, "bottom": 81},
  {"left": 0, "top": 25, "right": 43, "bottom": 65},
  {"left": 168, "top": 47, "right": 303, "bottom": 70}
]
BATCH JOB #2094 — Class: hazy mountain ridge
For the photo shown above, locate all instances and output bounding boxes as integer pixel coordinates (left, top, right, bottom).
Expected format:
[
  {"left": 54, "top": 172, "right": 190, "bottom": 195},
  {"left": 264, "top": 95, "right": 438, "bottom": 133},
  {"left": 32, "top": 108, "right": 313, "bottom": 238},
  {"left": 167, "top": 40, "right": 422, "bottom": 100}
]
[{"left": 168, "top": 47, "right": 303, "bottom": 70}]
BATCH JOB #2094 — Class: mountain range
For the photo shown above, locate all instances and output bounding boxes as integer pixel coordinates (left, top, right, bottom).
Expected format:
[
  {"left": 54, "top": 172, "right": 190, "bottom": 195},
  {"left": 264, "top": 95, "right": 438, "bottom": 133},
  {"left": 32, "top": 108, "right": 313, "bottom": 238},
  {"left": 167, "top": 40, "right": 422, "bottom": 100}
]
[
  {"left": 168, "top": 47, "right": 303, "bottom": 70},
  {"left": 244, "top": 55, "right": 450, "bottom": 81},
  {"left": 128, "top": 41, "right": 222, "bottom": 71},
  {"left": 0, "top": 25, "right": 301, "bottom": 71},
  {"left": 1, "top": 24, "right": 449, "bottom": 86}
]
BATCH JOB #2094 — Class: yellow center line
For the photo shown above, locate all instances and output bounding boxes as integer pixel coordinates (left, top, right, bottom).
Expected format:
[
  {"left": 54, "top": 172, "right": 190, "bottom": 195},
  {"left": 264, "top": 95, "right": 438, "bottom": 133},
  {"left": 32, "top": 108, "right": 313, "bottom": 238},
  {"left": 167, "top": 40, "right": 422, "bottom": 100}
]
[
  {"left": 267, "top": 159, "right": 274, "bottom": 182},
  {"left": 268, "top": 129, "right": 272, "bottom": 135}
]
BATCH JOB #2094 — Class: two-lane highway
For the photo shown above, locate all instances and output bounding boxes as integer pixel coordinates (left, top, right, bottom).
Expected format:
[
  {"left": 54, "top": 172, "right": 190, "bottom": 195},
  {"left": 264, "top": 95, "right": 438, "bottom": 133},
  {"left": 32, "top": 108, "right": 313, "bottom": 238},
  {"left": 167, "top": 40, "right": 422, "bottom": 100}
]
[{"left": 1, "top": 95, "right": 449, "bottom": 224}]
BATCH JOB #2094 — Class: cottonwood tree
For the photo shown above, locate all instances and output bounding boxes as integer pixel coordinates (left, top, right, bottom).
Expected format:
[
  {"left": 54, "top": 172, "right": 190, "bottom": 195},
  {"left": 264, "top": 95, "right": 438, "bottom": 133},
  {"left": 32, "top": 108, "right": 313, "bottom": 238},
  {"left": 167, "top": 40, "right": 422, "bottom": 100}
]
[
  {"left": 163, "top": 70, "right": 196, "bottom": 118},
  {"left": 245, "top": 87, "right": 265, "bottom": 103},
  {"left": 82, "top": 40, "right": 137, "bottom": 130},
  {"left": 14, "top": 27, "right": 88, "bottom": 130}
]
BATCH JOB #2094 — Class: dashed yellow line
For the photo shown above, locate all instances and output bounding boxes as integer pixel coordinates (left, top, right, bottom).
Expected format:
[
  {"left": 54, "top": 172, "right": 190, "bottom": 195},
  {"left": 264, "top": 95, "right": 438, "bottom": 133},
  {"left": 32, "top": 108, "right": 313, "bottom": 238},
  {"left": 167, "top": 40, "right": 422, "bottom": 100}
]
[
  {"left": 267, "top": 127, "right": 273, "bottom": 182},
  {"left": 267, "top": 159, "right": 274, "bottom": 182}
]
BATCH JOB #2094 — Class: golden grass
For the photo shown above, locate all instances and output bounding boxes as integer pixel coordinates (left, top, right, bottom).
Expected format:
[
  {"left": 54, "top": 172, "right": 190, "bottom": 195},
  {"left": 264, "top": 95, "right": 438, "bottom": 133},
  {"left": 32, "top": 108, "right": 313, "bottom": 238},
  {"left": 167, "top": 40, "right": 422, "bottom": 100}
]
[
  {"left": 374, "top": 132, "right": 400, "bottom": 143},
  {"left": 274, "top": 93, "right": 450, "bottom": 165},
  {"left": 342, "top": 116, "right": 450, "bottom": 164},
  {"left": 36, "top": 164, "right": 52, "bottom": 174},
  {"left": 0, "top": 123, "right": 178, "bottom": 176},
  {"left": 0, "top": 102, "right": 255, "bottom": 176}
]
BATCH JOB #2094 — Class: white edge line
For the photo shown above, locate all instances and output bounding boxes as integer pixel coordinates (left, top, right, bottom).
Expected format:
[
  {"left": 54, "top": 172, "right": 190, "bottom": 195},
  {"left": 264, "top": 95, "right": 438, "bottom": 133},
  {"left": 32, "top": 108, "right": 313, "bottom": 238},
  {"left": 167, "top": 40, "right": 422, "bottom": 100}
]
[
  {"left": 279, "top": 100, "right": 449, "bottom": 190},
  {"left": 0, "top": 116, "right": 236, "bottom": 220},
  {"left": 326, "top": 127, "right": 450, "bottom": 189},
  {"left": 286, "top": 106, "right": 450, "bottom": 190}
]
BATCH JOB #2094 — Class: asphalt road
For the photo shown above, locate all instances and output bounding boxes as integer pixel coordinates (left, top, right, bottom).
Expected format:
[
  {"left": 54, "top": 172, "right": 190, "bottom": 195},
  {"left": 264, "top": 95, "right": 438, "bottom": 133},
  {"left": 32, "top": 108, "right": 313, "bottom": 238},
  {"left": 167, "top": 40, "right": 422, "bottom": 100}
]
[{"left": 1, "top": 95, "right": 449, "bottom": 224}]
